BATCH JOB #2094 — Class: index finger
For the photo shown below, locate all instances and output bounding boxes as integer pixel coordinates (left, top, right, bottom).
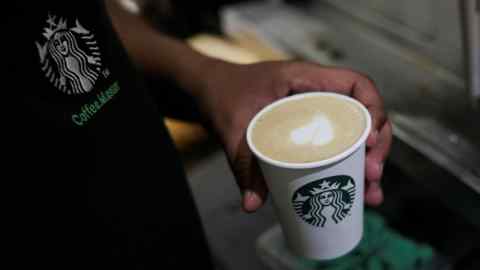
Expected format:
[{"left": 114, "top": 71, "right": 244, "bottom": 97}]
[{"left": 349, "top": 73, "right": 386, "bottom": 146}]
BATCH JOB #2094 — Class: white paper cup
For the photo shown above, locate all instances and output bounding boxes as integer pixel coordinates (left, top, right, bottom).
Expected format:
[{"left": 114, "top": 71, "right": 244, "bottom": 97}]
[{"left": 247, "top": 92, "right": 372, "bottom": 260}]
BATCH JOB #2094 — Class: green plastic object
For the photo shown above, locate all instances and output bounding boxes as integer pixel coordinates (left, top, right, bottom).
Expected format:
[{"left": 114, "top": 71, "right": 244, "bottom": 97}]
[
  {"left": 256, "top": 211, "right": 436, "bottom": 270},
  {"left": 300, "top": 211, "right": 434, "bottom": 270}
]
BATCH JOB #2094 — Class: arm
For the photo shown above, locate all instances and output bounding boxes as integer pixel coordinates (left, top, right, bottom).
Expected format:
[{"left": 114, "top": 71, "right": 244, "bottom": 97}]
[
  {"left": 106, "top": 0, "right": 392, "bottom": 212},
  {"left": 106, "top": 0, "right": 213, "bottom": 100}
]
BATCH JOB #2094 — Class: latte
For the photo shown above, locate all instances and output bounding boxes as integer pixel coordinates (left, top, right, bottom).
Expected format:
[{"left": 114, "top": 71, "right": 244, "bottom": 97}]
[{"left": 250, "top": 94, "right": 366, "bottom": 163}]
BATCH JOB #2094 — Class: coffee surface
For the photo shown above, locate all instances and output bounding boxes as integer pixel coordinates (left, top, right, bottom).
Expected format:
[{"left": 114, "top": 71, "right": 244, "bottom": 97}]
[{"left": 251, "top": 95, "right": 366, "bottom": 163}]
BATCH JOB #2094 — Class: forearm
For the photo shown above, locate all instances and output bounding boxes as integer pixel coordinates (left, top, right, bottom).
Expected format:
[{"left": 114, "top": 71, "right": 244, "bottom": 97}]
[{"left": 105, "top": 0, "right": 218, "bottom": 99}]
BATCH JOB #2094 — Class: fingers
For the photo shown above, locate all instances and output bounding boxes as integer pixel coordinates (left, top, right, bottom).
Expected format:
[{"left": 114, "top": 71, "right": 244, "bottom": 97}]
[
  {"left": 285, "top": 63, "right": 363, "bottom": 96},
  {"left": 364, "top": 120, "right": 392, "bottom": 206},
  {"left": 366, "top": 120, "right": 392, "bottom": 182},
  {"left": 242, "top": 160, "right": 268, "bottom": 212},
  {"left": 347, "top": 73, "right": 390, "bottom": 206},
  {"left": 284, "top": 62, "right": 392, "bottom": 206},
  {"left": 350, "top": 77, "right": 386, "bottom": 147},
  {"left": 231, "top": 135, "right": 269, "bottom": 213},
  {"left": 365, "top": 182, "right": 384, "bottom": 206}
]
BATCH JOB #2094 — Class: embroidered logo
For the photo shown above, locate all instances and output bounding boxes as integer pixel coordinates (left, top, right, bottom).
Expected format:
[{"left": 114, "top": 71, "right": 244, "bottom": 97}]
[{"left": 35, "top": 13, "right": 102, "bottom": 95}]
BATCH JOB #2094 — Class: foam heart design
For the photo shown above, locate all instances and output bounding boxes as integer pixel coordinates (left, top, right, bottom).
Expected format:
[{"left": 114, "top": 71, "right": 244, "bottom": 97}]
[{"left": 290, "top": 113, "right": 334, "bottom": 146}]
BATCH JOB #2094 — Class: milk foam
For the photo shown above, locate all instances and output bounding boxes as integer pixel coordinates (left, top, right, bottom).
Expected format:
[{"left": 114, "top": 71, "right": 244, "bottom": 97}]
[
  {"left": 251, "top": 95, "right": 366, "bottom": 163},
  {"left": 290, "top": 113, "right": 334, "bottom": 146}
]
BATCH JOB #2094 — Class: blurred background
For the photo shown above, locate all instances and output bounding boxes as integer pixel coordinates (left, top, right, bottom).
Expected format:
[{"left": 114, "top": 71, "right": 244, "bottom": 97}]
[{"left": 122, "top": 0, "right": 479, "bottom": 269}]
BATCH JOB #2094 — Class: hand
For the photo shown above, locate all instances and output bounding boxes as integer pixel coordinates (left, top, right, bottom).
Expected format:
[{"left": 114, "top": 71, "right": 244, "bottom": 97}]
[{"left": 197, "top": 59, "right": 392, "bottom": 212}]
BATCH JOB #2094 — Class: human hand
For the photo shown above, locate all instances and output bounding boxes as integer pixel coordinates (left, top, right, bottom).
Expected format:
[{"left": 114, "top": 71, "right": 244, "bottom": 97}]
[{"left": 196, "top": 60, "right": 392, "bottom": 212}]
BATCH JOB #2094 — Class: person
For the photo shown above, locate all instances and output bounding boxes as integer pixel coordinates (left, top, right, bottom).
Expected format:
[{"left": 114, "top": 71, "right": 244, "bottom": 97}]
[{"left": 5, "top": 0, "right": 392, "bottom": 268}]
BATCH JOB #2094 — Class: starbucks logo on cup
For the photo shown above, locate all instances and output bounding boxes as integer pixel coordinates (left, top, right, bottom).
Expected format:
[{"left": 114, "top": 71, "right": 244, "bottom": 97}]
[{"left": 292, "top": 175, "right": 355, "bottom": 228}]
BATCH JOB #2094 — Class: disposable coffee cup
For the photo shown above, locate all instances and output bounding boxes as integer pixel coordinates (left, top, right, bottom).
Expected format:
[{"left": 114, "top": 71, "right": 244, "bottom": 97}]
[{"left": 247, "top": 92, "right": 372, "bottom": 260}]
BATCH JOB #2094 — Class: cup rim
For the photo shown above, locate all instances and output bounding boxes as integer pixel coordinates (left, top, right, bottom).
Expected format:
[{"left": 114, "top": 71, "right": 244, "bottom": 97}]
[{"left": 246, "top": 92, "right": 372, "bottom": 169}]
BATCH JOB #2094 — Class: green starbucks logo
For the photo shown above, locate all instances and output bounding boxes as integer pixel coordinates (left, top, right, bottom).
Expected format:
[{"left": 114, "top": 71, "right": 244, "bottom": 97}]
[{"left": 292, "top": 175, "right": 355, "bottom": 227}]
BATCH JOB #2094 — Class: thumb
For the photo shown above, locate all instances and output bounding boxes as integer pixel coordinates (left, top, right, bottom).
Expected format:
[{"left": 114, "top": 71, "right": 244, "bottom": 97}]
[{"left": 230, "top": 134, "right": 269, "bottom": 212}]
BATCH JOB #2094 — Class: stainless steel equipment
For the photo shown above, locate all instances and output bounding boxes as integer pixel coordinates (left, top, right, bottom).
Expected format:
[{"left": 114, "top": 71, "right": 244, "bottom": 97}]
[{"left": 462, "top": 0, "right": 480, "bottom": 106}]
